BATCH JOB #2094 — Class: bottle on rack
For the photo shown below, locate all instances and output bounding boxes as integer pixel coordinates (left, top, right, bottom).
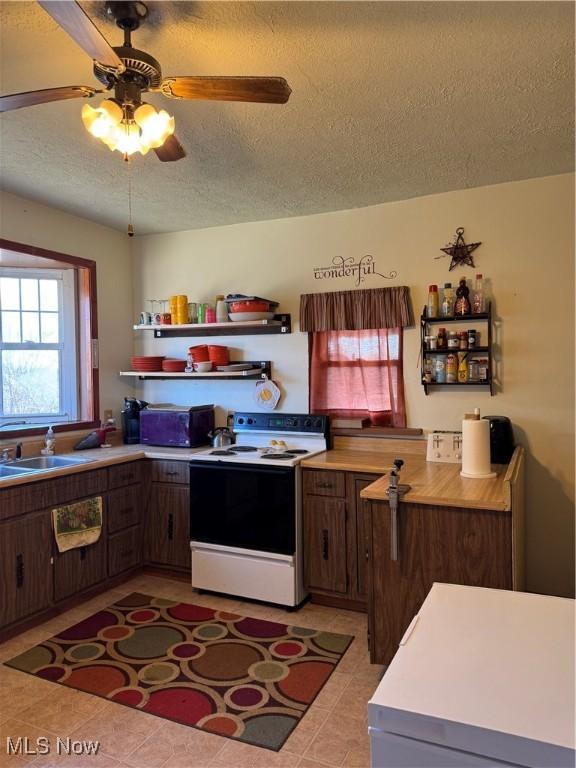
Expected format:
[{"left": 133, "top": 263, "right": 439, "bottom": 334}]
[
  {"left": 472, "top": 274, "right": 485, "bottom": 314},
  {"left": 434, "top": 357, "right": 446, "bottom": 383},
  {"left": 441, "top": 283, "right": 454, "bottom": 317},
  {"left": 446, "top": 353, "right": 458, "bottom": 383},
  {"left": 458, "top": 351, "right": 469, "bottom": 382},
  {"left": 427, "top": 285, "right": 439, "bottom": 318},
  {"left": 436, "top": 327, "right": 447, "bottom": 350},
  {"left": 454, "top": 277, "right": 471, "bottom": 316}
]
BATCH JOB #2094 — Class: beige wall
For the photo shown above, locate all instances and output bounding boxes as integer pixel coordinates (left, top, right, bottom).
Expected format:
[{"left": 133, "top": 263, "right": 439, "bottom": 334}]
[
  {"left": 0, "top": 190, "right": 134, "bottom": 425},
  {"left": 133, "top": 173, "right": 575, "bottom": 598}
]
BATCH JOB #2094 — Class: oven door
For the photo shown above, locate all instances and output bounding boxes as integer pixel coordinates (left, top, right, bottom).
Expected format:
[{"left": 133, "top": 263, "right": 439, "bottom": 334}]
[{"left": 189, "top": 461, "right": 296, "bottom": 555}]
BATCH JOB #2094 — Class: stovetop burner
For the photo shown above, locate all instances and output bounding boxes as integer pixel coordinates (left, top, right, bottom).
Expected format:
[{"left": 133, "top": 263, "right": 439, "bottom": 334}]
[
  {"left": 210, "top": 449, "right": 236, "bottom": 456},
  {"left": 284, "top": 449, "right": 309, "bottom": 455},
  {"left": 265, "top": 453, "right": 295, "bottom": 460},
  {"left": 231, "top": 446, "right": 258, "bottom": 452}
]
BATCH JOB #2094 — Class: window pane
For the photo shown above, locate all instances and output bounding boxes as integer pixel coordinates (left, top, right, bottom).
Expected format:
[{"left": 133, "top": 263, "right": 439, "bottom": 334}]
[
  {"left": 21, "top": 279, "right": 39, "bottom": 310},
  {"left": 2, "top": 350, "right": 60, "bottom": 415},
  {"left": 40, "top": 279, "right": 59, "bottom": 311},
  {"left": 0, "top": 278, "right": 20, "bottom": 310},
  {"left": 1, "top": 311, "right": 21, "bottom": 342},
  {"left": 40, "top": 312, "right": 59, "bottom": 342},
  {"left": 22, "top": 312, "right": 40, "bottom": 343}
]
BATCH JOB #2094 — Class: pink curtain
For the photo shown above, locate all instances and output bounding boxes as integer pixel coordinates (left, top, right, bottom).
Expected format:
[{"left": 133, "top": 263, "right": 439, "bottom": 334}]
[{"left": 309, "top": 328, "right": 406, "bottom": 427}]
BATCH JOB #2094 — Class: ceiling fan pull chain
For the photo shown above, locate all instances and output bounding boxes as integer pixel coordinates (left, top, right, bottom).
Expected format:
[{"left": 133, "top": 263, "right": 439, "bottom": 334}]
[{"left": 127, "top": 159, "right": 134, "bottom": 237}]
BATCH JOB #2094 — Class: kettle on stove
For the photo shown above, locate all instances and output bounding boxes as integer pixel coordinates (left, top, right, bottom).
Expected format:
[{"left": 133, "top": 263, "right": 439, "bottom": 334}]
[{"left": 208, "top": 427, "right": 235, "bottom": 448}]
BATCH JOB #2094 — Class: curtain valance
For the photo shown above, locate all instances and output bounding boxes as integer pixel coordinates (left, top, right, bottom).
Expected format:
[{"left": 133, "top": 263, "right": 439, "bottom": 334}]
[{"left": 299, "top": 286, "right": 413, "bottom": 332}]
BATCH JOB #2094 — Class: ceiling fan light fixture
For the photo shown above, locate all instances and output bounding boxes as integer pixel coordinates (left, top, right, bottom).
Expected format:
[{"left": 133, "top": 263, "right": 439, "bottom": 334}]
[{"left": 82, "top": 98, "right": 174, "bottom": 156}]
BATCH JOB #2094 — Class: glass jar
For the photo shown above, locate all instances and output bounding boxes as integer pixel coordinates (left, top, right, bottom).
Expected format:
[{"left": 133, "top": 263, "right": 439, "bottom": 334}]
[
  {"left": 434, "top": 357, "right": 446, "bottom": 383},
  {"left": 447, "top": 331, "right": 459, "bottom": 349},
  {"left": 458, "top": 331, "right": 468, "bottom": 349},
  {"left": 446, "top": 353, "right": 458, "bottom": 383}
]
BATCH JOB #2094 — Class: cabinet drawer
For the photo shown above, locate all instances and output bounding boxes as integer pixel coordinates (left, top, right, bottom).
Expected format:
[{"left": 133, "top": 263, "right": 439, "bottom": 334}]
[
  {"left": 108, "top": 485, "right": 141, "bottom": 534},
  {"left": 108, "top": 526, "right": 142, "bottom": 577},
  {"left": 303, "top": 469, "right": 346, "bottom": 498},
  {"left": 151, "top": 461, "right": 189, "bottom": 484},
  {"left": 108, "top": 461, "right": 143, "bottom": 490}
]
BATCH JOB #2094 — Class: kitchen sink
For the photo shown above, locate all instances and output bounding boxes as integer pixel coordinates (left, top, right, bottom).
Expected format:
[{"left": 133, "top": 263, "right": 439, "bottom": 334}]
[
  {"left": 0, "top": 464, "right": 36, "bottom": 478},
  {"left": 8, "top": 455, "right": 94, "bottom": 470}
]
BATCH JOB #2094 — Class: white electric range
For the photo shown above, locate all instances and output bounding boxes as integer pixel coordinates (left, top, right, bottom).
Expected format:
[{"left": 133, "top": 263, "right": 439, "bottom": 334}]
[{"left": 188, "top": 412, "right": 329, "bottom": 607}]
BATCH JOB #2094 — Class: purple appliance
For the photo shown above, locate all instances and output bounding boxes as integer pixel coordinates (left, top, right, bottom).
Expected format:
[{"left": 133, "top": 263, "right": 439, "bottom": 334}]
[{"left": 140, "top": 405, "right": 214, "bottom": 448}]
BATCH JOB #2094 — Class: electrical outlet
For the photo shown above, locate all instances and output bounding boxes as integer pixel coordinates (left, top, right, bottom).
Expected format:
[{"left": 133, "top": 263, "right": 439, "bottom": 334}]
[{"left": 103, "top": 409, "right": 113, "bottom": 422}]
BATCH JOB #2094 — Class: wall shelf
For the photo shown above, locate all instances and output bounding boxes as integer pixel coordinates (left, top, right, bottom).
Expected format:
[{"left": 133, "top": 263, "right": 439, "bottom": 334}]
[
  {"left": 119, "top": 361, "right": 271, "bottom": 380},
  {"left": 133, "top": 314, "right": 291, "bottom": 338}
]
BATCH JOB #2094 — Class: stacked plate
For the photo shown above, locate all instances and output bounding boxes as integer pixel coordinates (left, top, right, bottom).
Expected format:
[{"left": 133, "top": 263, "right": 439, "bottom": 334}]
[
  {"left": 229, "top": 312, "right": 275, "bottom": 322},
  {"left": 162, "top": 359, "right": 187, "bottom": 372},
  {"left": 131, "top": 355, "right": 165, "bottom": 372}
]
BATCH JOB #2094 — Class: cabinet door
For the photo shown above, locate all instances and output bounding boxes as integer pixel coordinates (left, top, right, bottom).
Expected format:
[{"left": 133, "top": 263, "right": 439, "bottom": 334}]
[
  {"left": 146, "top": 483, "right": 190, "bottom": 569},
  {"left": 0, "top": 511, "right": 52, "bottom": 628},
  {"left": 349, "top": 475, "right": 377, "bottom": 601},
  {"left": 108, "top": 485, "right": 141, "bottom": 534},
  {"left": 108, "top": 525, "right": 142, "bottom": 577},
  {"left": 54, "top": 535, "right": 107, "bottom": 602},
  {"left": 369, "top": 500, "right": 513, "bottom": 665},
  {"left": 303, "top": 496, "right": 347, "bottom": 594}
]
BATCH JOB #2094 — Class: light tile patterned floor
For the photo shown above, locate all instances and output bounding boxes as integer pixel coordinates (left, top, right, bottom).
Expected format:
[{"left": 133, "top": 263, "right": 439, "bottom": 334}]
[{"left": 0, "top": 575, "right": 384, "bottom": 768}]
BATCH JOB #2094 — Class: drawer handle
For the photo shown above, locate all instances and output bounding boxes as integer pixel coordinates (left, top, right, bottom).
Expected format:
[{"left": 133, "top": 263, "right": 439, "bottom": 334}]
[
  {"left": 15, "top": 553, "right": 24, "bottom": 588},
  {"left": 165, "top": 471, "right": 179, "bottom": 477},
  {"left": 168, "top": 513, "right": 174, "bottom": 540},
  {"left": 322, "top": 529, "right": 329, "bottom": 560},
  {"left": 121, "top": 549, "right": 134, "bottom": 559},
  {"left": 317, "top": 482, "right": 333, "bottom": 489}
]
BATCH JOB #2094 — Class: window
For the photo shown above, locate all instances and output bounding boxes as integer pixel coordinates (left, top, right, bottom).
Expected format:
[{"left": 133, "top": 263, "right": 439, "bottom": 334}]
[
  {"left": 0, "top": 239, "right": 99, "bottom": 436},
  {"left": 309, "top": 328, "right": 406, "bottom": 427},
  {"left": 0, "top": 269, "right": 78, "bottom": 424}
]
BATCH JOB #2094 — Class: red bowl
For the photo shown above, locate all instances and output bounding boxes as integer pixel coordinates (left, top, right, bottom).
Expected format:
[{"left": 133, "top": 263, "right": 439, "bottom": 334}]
[
  {"left": 228, "top": 300, "right": 270, "bottom": 313},
  {"left": 188, "top": 345, "right": 209, "bottom": 362}
]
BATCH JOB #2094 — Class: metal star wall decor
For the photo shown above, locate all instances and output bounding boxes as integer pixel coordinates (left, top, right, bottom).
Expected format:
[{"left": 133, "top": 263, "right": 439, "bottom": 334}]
[{"left": 437, "top": 227, "right": 482, "bottom": 271}]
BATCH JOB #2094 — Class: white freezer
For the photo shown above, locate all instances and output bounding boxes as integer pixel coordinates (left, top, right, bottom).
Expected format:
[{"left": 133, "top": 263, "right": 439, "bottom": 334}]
[{"left": 368, "top": 583, "right": 575, "bottom": 768}]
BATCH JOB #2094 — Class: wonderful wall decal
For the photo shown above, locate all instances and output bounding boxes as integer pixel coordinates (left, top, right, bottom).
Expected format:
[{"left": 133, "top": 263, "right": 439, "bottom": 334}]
[{"left": 313, "top": 255, "right": 398, "bottom": 287}]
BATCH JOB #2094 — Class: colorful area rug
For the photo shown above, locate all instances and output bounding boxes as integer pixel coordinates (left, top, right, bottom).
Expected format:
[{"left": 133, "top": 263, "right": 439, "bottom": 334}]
[{"left": 5, "top": 592, "right": 353, "bottom": 751}]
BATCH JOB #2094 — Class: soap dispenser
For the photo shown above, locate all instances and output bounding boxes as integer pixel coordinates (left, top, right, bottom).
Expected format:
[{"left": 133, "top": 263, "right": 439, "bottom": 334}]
[{"left": 41, "top": 425, "right": 56, "bottom": 456}]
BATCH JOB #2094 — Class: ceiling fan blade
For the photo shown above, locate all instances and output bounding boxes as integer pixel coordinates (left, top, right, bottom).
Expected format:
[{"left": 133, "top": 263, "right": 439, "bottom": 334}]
[
  {"left": 154, "top": 135, "right": 186, "bottom": 162},
  {"left": 38, "top": 1, "right": 124, "bottom": 71},
  {"left": 158, "top": 76, "right": 291, "bottom": 104},
  {"left": 0, "top": 85, "right": 101, "bottom": 113}
]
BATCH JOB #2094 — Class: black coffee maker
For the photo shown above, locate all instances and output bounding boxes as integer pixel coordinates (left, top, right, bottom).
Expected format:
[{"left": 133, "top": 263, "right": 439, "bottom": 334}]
[
  {"left": 483, "top": 416, "right": 515, "bottom": 464},
  {"left": 121, "top": 398, "right": 149, "bottom": 444}
]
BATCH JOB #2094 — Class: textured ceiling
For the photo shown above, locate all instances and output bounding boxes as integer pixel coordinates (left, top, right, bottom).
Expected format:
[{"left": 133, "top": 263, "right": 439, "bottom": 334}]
[{"left": 0, "top": 1, "right": 574, "bottom": 235}]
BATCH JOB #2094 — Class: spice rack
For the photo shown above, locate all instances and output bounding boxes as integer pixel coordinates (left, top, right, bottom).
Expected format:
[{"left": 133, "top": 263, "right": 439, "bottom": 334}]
[{"left": 420, "top": 302, "right": 494, "bottom": 395}]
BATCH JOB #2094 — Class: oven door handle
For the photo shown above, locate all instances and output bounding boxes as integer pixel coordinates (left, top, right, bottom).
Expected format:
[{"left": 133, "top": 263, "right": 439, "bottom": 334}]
[{"left": 189, "top": 461, "right": 295, "bottom": 478}]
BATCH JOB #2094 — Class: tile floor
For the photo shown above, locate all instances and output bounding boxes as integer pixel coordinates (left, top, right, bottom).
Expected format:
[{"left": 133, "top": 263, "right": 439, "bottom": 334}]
[{"left": 0, "top": 575, "right": 384, "bottom": 768}]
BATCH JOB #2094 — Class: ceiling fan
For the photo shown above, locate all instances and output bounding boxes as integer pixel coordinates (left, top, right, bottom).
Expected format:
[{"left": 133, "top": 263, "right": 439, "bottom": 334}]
[{"left": 0, "top": 0, "right": 292, "bottom": 162}]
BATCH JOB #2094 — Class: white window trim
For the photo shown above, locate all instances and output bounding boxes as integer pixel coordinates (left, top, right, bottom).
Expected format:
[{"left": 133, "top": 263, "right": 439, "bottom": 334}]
[{"left": 0, "top": 267, "right": 78, "bottom": 425}]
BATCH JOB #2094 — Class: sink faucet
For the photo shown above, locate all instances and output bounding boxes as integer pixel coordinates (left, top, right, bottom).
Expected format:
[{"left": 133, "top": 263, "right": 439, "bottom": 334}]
[
  {"left": 386, "top": 459, "right": 411, "bottom": 562},
  {"left": 0, "top": 443, "right": 22, "bottom": 462}
]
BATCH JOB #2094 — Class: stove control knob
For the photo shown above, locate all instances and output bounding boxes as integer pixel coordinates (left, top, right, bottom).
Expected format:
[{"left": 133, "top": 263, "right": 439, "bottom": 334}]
[
  {"left": 304, "top": 418, "right": 312, "bottom": 428},
  {"left": 247, "top": 418, "right": 254, "bottom": 425},
  {"left": 237, "top": 417, "right": 244, "bottom": 425}
]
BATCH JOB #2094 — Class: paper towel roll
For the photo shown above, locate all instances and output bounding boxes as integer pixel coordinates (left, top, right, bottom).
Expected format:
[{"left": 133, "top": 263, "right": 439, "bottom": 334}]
[{"left": 461, "top": 416, "right": 496, "bottom": 479}]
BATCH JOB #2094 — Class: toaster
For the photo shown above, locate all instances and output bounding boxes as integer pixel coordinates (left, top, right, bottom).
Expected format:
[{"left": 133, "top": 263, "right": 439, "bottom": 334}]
[{"left": 140, "top": 405, "right": 214, "bottom": 448}]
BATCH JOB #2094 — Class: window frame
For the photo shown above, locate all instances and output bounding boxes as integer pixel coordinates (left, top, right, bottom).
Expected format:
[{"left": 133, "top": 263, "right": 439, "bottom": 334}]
[{"left": 0, "top": 238, "right": 99, "bottom": 438}]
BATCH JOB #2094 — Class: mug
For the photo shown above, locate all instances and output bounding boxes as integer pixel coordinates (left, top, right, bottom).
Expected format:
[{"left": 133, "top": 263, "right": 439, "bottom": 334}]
[
  {"left": 160, "top": 313, "right": 172, "bottom": 325},
  {"left": 139, "top": 311, "right": 152, "bottom": 325},
  {"left": 193, "top": 361, "right": 213, "bottom": 372},
  {"left": 153, "top": 312, "right": 162, "bottom": 325}
]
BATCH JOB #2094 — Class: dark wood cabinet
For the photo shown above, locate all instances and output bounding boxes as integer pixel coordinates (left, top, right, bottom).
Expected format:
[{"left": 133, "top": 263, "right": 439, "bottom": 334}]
[
  {"left": 304, "top": 496, "right": 347, "bottom": 594},
  {"left": 0, "top": 511, "right": 52, "bottom": 627},
  {"left": 146, "top": 483, "right": 190, "bottom": 570},
  {"left": 108, "top": 484, "right": 141, "bottom": 534},
  {"left": 54, "top": 535, "right": 107, "bottom": 602},
  {"left": 109, "top": 525, "right": 142, "bottom": 577},
  {"left": 367, "top": 500, "right": 513, "bottom": 665},
  {"left": 302, "top": 469, "right": 378, "bottom": 610}
]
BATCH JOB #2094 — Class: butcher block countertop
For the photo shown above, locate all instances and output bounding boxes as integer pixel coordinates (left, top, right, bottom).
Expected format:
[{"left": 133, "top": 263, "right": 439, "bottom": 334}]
[{"left": 301, "top": 437, "right": 524, "bottom": 512}]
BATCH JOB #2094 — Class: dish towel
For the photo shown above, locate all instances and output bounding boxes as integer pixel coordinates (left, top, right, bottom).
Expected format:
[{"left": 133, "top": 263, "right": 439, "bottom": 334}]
[{"left": 52, "top": 496, "right": 103, "bottom": 553}]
